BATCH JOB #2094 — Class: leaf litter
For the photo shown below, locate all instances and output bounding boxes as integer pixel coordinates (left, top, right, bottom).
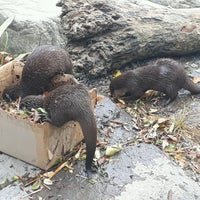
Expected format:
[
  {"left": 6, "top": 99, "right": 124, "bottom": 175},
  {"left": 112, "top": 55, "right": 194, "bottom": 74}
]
[
  {"left": 115, "top": 92, "right": 200, "bottom": 176},
  {"left": 0, "top": 68, "right": 199, "bottom": 194}
]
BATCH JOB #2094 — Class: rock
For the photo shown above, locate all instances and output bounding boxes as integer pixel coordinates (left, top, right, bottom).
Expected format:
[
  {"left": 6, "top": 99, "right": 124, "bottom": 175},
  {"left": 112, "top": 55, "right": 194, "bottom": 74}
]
[
  {"left": 115, "top": 143, "right": 200, "bottom": 200},
  {"left": 0, "top": 1, "right": 64, "bottom": 54}
]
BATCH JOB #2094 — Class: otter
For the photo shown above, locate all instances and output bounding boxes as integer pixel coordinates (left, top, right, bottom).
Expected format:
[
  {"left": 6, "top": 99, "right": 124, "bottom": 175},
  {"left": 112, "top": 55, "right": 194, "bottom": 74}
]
[
  {"left": 110, "top": 58, "right": 200, "bottom": 105},
  {"left": 19, "top": 95, "right": 44, "bottom": 110},
  {"left": 3, "top": 45, "right": 73, "bottom": 102},
  {"left": 20, "top": 84, "right": 97, "bottom": 176},
  {"left": 47, "top": 74, "right": 79, "bottom": 91}
]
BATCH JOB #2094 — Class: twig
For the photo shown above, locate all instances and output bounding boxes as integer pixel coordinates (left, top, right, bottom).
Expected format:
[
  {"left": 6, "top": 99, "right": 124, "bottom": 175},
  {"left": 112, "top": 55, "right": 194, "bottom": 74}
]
[
  {"left": 42, "top": 183, "right": 51, "bottom": 191},
  {"left": 20, "top": 187, "right": 43, "bottom": 199},
  {"left": 75, "top": 174, "right": 88, "bottom": 180}
]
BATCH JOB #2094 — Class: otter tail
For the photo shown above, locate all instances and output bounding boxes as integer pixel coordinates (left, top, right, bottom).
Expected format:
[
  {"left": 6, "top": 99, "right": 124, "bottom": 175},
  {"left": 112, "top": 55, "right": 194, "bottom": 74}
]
[
  {"left": 184, "top": 77, "right": 200, "bottom": 94},
  {"left": 78, "top": 111, "right": 97, "bottom": 176}
]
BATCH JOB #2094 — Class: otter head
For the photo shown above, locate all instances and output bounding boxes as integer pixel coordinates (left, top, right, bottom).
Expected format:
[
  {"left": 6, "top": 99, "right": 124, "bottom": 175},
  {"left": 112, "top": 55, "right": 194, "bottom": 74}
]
[
  {"left": 2, "top": 83, "right": 23, "bottom": 102},
  {"left": 110, "top": 71, "right": 134, "bottom": 99},
  {"left": 20, "top": 95, "right": 45, "bottom": 111}
]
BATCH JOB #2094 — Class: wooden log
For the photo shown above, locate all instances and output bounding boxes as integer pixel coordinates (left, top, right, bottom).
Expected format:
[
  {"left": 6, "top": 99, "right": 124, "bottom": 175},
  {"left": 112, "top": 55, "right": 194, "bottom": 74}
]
[{"left": 59, "top": 0, "right": 200, "bottom": 77}]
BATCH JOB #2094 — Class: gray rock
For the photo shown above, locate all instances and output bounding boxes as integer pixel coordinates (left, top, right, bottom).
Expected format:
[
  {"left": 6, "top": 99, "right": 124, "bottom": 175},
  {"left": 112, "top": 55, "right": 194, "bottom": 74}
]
[
  {"left": 115, "top": 143, "right": 200, "bottom": 200},
  {"left": 0, "top": 16, "right": 65, "bottom": 54},
  {"left": 0, "top": 1, "right": 64, "bottom": 54},
  {"left": 148, "top": 0, "right": 200, "bottom": 8}
]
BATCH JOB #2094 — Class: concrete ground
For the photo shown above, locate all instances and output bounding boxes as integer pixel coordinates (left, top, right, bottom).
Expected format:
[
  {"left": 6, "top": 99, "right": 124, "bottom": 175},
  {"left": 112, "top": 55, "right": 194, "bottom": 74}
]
[{"left": 0, "top": 97, "right": 199, "bottom": 200}]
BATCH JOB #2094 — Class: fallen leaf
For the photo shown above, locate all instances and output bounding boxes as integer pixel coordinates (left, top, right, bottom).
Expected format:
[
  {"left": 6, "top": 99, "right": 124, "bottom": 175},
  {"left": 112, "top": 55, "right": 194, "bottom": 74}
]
[
  {"left": 12, "top": 176, "right": 19, "bottom": 181},
  {"left": 149, "top": 108, "right": 158, "bottom": 114},
  {"left": 168, "top": 123, "right": 175, "bottom": 133},
  {"left": 167, "top": 135, "right": 178, "bottom": 142},
  {"left": 0, "top": 179, "right": 8, "bottom": 186},
  {"left": 141, "top": 90, "right": 157, "bottom": 99},
  {"left": 153, "top": 123, "right": 159, "bottom": 131},
  {"left": 192, "top": 77, "right": 200, "bottom": 83},
  {"left": 95, "top": 148, "right": 101, "bottom": 159},
  {"left": 43, "top": 171, "right": 54, "bottom": 179},
  {"left": 36, "top": 107, "right": 48, "bottom": 115},
  {"left": 117, "top": 99, "right": 126, "bottom": 105},
  {"left": 75, "top": 147, "right": 82, "bottom": 160},
  {"left": 32, "top": 177, "right": 42, "bottom": 191},
  {"left": 105, "top": 144, "right": 122, "bottom": 157},
  {"left": 113, "top": 70, "right": 121, "bottom": 78},
  {"left": 162, "top": 140, "right": 169, "bottom": 150},
  {"left": 43, "top": 178, "right": 53, "bottom": 186},
  {"left": 116, "top": 102, "right": 126, "bottom": 108},
  {"left": 164, "top": 143, "right": 176, "bottom": 152},
  {"left": 97, "top": 156, "right": 107, "bottom": 166},
  {"left": 157, "top": 117, "right": 169, "bottom": 124},
  {"left": 96, "top": 95, "right": 104, "bottom": 102},
  {"left": 174, "top": 154, "right": 187, "bottom": 168}
]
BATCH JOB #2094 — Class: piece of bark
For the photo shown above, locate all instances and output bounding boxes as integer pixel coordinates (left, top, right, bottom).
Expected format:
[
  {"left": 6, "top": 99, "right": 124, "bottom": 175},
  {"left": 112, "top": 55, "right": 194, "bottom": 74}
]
[{"left": 59, "top": 0, "right": 200, "bottom": 77}]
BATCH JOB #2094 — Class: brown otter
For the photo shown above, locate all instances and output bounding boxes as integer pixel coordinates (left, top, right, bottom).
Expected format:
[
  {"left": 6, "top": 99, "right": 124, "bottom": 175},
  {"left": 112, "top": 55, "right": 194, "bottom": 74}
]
[
  {"left": 19, "top": 95, "right": 44, "bottom": 110},
  {"left": 110, "top": 58, "right": 200, "bottom": 105},
  {"left": 20, "top": 84, "right": 97, "bottom": 176},
  {"left": 47, "top": 74, "right": 79, "bottom": 91},
  {"left": 3, "top": 45, "right": 73, "bottom": 102}
]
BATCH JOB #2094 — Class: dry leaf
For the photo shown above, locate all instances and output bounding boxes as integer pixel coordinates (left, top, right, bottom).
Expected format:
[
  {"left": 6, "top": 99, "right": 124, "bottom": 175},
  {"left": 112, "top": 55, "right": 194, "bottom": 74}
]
[
  {"left": 43, "top": 171, "right": 54, "bottom": 179},
  {"left": 157, "top": 117, "right": 169, "bottom": 124},
  {"left": 32, "top": 177, "right": 42, "bottom": 191},
  {"left": 43, "top": 178, "right": 53, "bottom": 186},
  {"left": 167, "top": 135, "right": 178, "bottom": 142},
  {"left": 141, "top": 90, "right": 157, "bottom": 99},
  {"left": 97, "top": 156, "right": 107, "bottom": 166},
  {"left": 12, "top": 176, "right": 19, "bottom": 181},
  {"left": 149, "top": 108, "right": 158, "bottom": 114},
  {"left": 95, "top": 149, "right": 101, "bottom": 159},
  {"left": 117, "top": 99, "right": 126, "bottom": 105},
  {"left": 113, "top": 70, "right": 122, "bottom": 78},
  {"left": 192, "top": 77, "right": 200, "bottom": 83},
  {"left": 116, "top": 102, "right": 126, "bottom": 108},
  {"left": 162, "top": 140, "right": 169, "bottom": 150},
  {"left": 97, "top": 95, "right": 104, "bottom": 102},
  {"left": 105, "top": 144, "right": 122, "bottom": 157}
]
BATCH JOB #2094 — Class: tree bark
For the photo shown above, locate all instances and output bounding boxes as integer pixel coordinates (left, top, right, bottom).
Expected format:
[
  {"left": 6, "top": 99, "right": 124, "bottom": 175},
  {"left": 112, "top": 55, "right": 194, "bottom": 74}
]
[{"left": 59, "top": 0, "right": 200, "bottom": 77}]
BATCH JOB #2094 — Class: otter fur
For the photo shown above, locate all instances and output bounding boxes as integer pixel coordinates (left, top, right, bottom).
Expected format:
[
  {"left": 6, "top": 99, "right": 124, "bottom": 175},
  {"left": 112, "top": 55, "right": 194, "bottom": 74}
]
[
  {"left": 3, "top": 45, "right": 73, "bottom": 102},
  {"left": 110, "top": 58, "right": 200, "bottom": 104},
  {"left": 47, "top": 74, "right": 79, "bottom": 91},
  {"left": 19, "top": 95, "right": 44, "bottom": 111},
  {"left": 20, "top": 84, "right": 97, "bottom": 176}
]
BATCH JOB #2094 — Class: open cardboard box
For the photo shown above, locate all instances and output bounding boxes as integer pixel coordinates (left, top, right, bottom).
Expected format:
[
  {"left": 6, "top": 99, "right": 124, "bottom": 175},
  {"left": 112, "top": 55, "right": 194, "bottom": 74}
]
[{"left": 0, "top": 61, "right": 97, "bottom": 170}]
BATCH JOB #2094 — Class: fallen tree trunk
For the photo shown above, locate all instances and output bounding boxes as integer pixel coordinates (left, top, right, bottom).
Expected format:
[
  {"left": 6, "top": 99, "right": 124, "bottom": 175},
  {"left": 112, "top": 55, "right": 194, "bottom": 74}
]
[{"left": 59, "top": 0, "right": 200, "bottom": 77}]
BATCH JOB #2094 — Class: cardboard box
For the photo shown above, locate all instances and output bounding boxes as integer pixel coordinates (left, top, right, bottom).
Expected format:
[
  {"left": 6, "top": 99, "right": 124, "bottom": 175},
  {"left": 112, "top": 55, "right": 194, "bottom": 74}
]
[{"left": 0, "top": 61, "right": 97, "bottom": 170}]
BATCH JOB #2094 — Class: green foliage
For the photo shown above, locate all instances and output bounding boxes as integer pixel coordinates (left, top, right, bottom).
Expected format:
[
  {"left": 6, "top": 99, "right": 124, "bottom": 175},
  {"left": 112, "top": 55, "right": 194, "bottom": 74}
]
[{"left": 0, "top": 17, "right": 14, "bottom": 65}]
